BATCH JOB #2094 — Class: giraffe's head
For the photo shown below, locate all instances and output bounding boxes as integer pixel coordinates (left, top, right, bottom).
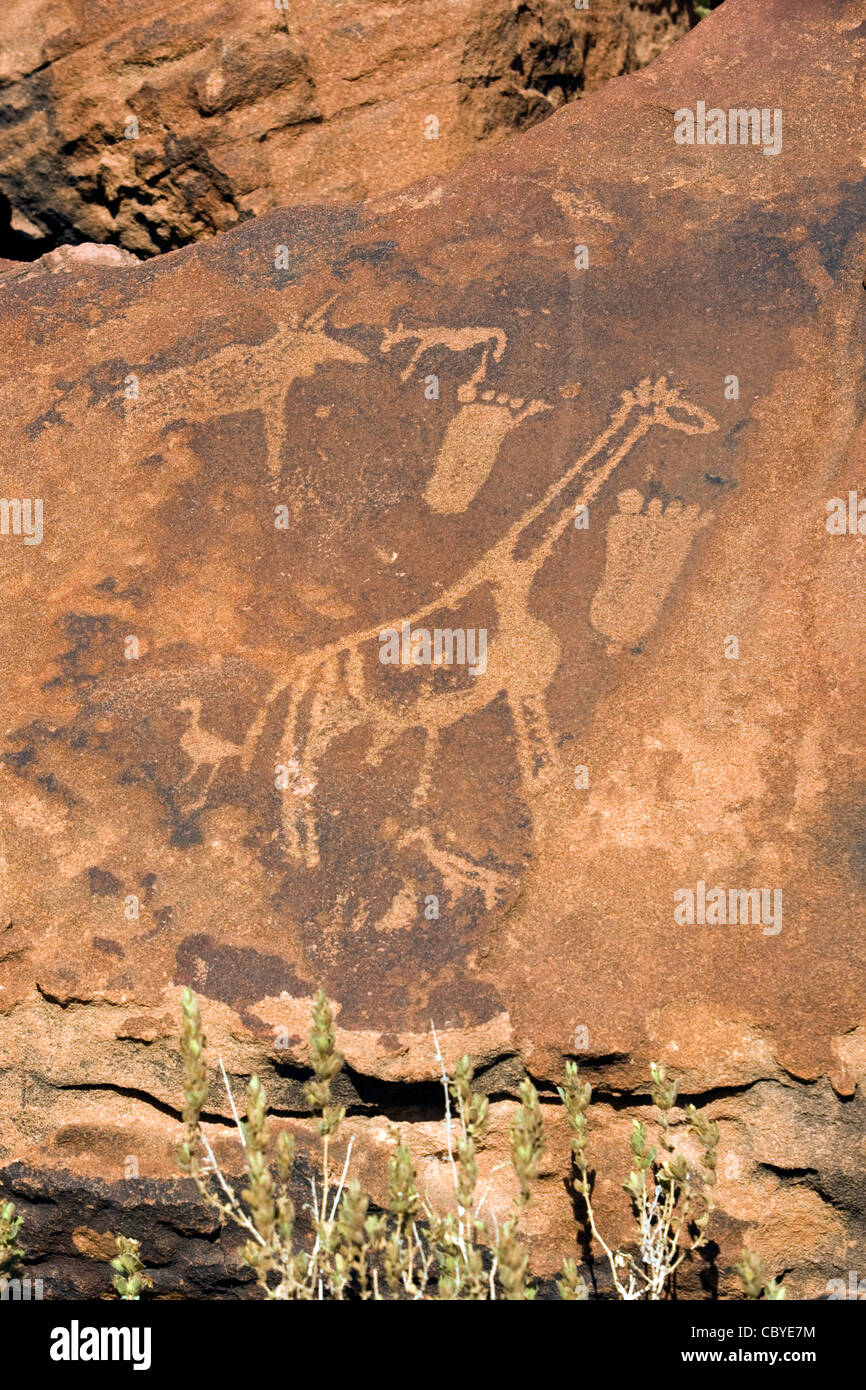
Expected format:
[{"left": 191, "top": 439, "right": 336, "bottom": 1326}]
[{"left": 628, "top": 376, "right": 719, "bottom": 435}]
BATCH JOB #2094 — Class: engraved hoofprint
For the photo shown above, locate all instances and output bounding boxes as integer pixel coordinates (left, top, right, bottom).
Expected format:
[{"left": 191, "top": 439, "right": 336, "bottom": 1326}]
[{"left": 221, "top": 376, "right": 718, "bottom": 881}]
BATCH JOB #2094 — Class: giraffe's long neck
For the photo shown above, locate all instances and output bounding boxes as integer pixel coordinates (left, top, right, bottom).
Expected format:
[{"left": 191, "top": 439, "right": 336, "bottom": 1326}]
[
  {"left": 525, "top": 408, "right": 655, "bottom": 573},
  {"left": 423, "top": 401, "right": 648, "bottom": 604},
  {"left": 302, "top": 397, "right": 652, "bottom": 656},
  {"left": 487, "top": 400, "right": 650, "bottom": 578}
]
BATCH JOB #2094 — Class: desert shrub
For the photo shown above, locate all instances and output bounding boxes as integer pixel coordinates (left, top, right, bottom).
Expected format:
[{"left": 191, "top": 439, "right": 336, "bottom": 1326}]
[
  {"left": 0, "top": 1198, "right": 23, "bottom": 1278},
  {"left": 177, "top": 987, "right": 543, "bottom": 1299},
  {"left": 173, "top": 986, "right": 785, "bottom": 1301},
  {"left": 736, "top": 1247, "right": 786, "bottom": 1301},
  {"left": 111, "top": 1234, "right": 153, "bottom": 1300},
  {"left": 558, "top": 1059, "right": 719, "bottom": 1299}
]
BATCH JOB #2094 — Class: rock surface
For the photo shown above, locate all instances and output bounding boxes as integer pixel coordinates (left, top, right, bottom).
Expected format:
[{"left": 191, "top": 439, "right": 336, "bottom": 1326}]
[
  {"left": 0, "top": 0, "right": 695, "bottom": 256},
  {"left": 1, "top": 0, "right": 865, "bottom": 1297}
]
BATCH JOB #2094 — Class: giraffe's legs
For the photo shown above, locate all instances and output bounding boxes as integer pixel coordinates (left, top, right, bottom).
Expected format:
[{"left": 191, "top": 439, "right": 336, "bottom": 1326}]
[
  {"left": 241, "top": 670, "right": 293, "bottom": 773},
  {"left": 264, "top": 391, "right": 287, "bottom": 487},
  {"left": 519, "top": 695, "right": 559, "bottom": 782},
  {"left": 282, "top": 653, "right": 376, "bottom": 867},
  {"left": 510, "top": 698, "right": 541, "bottom": 793},
  {"left": 288, "top": 664, "right": 345, "bottom": 868},
  {"left": 412, "top": 727, "right": 440, "bottom": 809},
  {"left": 277, "top": 663, "right": 326, "bottom": 867},
  {"left": 181, "top": 763, "right": 218, "bottom": 815}
]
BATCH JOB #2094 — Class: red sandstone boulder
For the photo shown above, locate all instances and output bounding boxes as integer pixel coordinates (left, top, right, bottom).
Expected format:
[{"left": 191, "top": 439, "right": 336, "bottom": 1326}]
[
  {"left": 0, "top": 0, "right": 694, "bottom": 255},
  {"left": 0, "top": 0, "right": 864, "bottom": 1297}
]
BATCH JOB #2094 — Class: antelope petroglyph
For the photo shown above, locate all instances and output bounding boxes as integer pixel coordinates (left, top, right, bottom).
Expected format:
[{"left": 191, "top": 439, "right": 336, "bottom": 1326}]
[
  {"left": 379, "top": 321, "right": 507, "bottom": 398},
  {"left": 121, "top": 300, "right": 367, "bottom": 483},
  {"left": 215, "top": 376, "right": 719, "bottom": 885}
]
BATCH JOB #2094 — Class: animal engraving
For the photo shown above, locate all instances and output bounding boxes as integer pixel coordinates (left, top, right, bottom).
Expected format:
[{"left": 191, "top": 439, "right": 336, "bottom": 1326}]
[
  {"left": 379, "top": 321, "right": 507, "bottom": 398},
  {"left": 123, "top": 300, "right": 368, "bottom": 482},
  {"left": 178, "top": 698, "right": 247, "bottom": 812},
  {"left": 187, "top": 376, "right": 718, "bottom": 890}
]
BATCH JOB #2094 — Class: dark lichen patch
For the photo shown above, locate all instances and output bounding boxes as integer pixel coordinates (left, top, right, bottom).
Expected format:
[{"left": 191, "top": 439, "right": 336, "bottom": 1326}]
[
  {"left": 87, "top": 867, "right": 123, "bottom": 897},
  {"left": 174, "top": 933, "right": 307, "bottom": 1008},
  {"left": 92, "top": 937, "right": 124, "bottom": 957}
]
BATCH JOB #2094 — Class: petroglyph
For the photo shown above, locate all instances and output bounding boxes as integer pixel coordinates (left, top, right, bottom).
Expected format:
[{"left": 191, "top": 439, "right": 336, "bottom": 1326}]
[
  {"left": 589, "top": 490, "right": 713, "bottom": 651},
  {"left": 379, "top": 320, "right": 546, "bottom": 512},
  {"left": 425, "top": 393, "right": 549, "bottom": 513},
  {"left": 172, "top": 376, "right": 716, "bottom": 899},
  {"left": 122, "top": 300, "right": 368, "bottom": 482},
  {"left": 379, "top": 321, "right": 507, "bottom": 395},
  {"left": 177, "top": 697, "right": 248, "bottom": 813},
  {"left": 397, "top": 827, "right": 506, "bottom": 911}
]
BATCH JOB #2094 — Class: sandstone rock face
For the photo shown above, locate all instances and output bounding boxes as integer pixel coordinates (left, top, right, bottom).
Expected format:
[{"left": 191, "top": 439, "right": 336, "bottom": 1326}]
[
  {"left": 1, "top": 0, "right": 865, "bottom": 1298},
  {"left": 0, "top": 0, "right": 694, "bottom": 256}
]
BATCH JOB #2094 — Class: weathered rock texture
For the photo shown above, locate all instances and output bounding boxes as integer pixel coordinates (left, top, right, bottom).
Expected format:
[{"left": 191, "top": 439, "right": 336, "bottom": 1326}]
[
  {"left": 0, "top": 0, "right": 697, "bottom": 256},
  {"left": 1, "top": 0, "right": 865, "bottom": 1298}
]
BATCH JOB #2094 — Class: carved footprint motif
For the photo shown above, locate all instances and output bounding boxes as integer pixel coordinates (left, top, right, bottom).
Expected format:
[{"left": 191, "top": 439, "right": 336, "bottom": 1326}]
[
  {"left": 424, "top": 393, "right": 548, "bottom": 513},
  {"left": 589, "top": 488, "right": 713, "bottom": 650}
]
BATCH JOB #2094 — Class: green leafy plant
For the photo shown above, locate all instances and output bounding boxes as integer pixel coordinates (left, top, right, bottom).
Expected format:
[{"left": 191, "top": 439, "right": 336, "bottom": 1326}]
[
  {"left": 0, "top": 1198, "right": 23, "bottom": 1277},
  {"left": 177, "top": 987, "right": 551, "bottom": 1299},
  {"left": 558, "top": 1060, "right": 724, "bottom": 1299},
  {"left": 176, "top": 988, "right": 785, "bottom": 1301},
  {"left": 736, "top": 1247, "right": 786, "bottom": 1300},
  {"left": 110, "top": 1235, "right": 153, "bottom": 1300}
]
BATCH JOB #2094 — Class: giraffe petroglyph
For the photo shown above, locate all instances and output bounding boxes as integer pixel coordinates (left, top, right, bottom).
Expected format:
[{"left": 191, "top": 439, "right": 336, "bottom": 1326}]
[{"left": 202, "top": 376, "right": 719, "bottom": 888}]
